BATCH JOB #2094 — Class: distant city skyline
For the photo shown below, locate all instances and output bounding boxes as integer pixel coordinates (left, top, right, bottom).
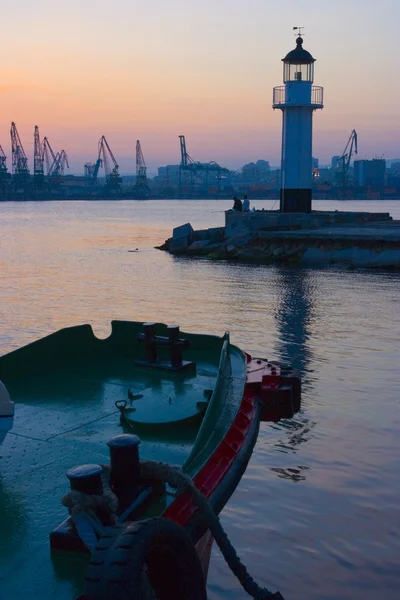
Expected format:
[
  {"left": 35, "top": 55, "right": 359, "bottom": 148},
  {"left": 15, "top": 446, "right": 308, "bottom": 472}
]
[{"left": 0, "top": 0, "right": 398, "bottom": 174}]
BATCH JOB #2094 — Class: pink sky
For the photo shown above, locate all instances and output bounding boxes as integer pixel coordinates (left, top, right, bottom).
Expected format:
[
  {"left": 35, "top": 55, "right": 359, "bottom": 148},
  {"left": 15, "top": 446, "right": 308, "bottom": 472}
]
[{"left": 0, "top": 0, "right": 398, "bottom": 174}]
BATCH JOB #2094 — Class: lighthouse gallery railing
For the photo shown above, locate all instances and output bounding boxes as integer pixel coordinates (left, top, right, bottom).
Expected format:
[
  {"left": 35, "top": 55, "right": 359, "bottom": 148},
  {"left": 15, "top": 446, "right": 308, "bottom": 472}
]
[{"left": 273, "top": 85, "right": 324, "bottom": 107}]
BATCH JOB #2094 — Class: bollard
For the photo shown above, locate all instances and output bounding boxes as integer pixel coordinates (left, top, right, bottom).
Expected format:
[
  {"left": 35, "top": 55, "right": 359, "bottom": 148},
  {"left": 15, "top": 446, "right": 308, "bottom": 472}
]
[
  {"left": 143, "top": 322, "right": 158, "bottom": 362},
  {"left": 107, "top": 434, "right": 141, "bottom": 510},
  {"left": 136, "top": 322, "right": 194, "bottom": 372},
  {"left": 168, "top": 325, "right": 183, "bottom": 368},
  {"left": 67, "top": 464, "right": 103, "bottom": 496}
]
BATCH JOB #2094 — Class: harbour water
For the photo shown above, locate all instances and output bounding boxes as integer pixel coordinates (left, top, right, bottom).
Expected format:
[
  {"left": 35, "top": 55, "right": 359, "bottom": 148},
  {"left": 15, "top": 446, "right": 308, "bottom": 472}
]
[{"left": 1, "top": 199, "right": 399, "bottom": 600}]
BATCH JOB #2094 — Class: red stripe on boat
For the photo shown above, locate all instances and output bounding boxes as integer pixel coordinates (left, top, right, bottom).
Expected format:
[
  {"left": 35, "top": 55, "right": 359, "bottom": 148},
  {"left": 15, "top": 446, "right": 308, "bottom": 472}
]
[{"left": 164, "top": 353, "right": 262, "bottom": 526}]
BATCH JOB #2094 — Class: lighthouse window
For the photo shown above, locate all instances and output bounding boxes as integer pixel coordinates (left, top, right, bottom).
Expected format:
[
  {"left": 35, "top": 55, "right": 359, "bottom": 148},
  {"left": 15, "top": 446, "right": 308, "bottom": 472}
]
[{"left": 284, "top": 62, "right": 314, "bottom": 83}]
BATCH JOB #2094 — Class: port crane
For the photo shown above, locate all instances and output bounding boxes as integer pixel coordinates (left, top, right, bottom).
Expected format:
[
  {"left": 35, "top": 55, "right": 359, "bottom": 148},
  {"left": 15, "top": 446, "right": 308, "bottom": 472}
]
[
  {"left": 33, "top": 126, "right": 45, "bottom": 183},
  {"left": 85, "top": 136, "right": 121, "bottom": 190},
  {"left": 42, "top": 137, "right": 57, "bottom": 175},
  {"left": 10, "top": 122, "right": 30, "bottom": 180},
  {"left": 133, "top": 140, "right": 149, "bottom": 198},
  {"left": 136, "top": 140, "right": 147, "bottom": 187},
  {"left": 99, "top": 136, "right": 121, "bottom": 188},
  {"left": 178, "top": 135, "right": 229, "bottom": 197},
  {"left": 42, "top": 137, "right": 59, "bottom": 176},
  {"left": 337, "top": 129, "right": 358, "bottom": 197}
]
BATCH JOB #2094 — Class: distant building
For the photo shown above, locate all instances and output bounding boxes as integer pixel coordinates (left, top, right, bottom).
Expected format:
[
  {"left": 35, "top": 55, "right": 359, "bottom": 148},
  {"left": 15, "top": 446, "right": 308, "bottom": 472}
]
[
  {"left": 241, "top": 162, "right": 257, "bottom": 181},
  {"left": 312, "top": 157, "right": 319, "bottom": 169},
  {"left": 389, "top": 161, "right": 400, "bottom": 174},
  {"left": 256, "top": 160, "right": 270, "bottom": 180},
  {"left": 158, "top": 165, "right": 180, "bottom": 181},
  {"left": 241, "top": 160, "right": 270, "bottom": 182},
  {"left": 354, "top": 159, "right": 386, "bottom": 187}
]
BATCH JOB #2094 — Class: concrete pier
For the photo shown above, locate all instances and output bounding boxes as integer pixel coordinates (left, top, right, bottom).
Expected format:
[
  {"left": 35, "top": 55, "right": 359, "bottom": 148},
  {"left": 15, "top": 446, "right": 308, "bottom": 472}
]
[{"left": 157, "top": 210, "right": 400, "bottom": 269}]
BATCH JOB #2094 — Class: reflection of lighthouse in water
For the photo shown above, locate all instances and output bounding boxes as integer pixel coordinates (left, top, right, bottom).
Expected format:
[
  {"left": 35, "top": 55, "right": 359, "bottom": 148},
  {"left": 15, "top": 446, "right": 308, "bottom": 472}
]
[
  {"left": 271, "top": 268, "right": 317, "bottom": 464},
  {"left": 273, "top": 268, "right": 315, "bottom": 379}
]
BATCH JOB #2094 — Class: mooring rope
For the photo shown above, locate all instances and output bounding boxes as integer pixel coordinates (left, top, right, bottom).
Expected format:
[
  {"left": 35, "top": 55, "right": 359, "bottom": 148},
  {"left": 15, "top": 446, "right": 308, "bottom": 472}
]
[
  {"left": 63, "top": 461, "right": 283, "bottom": 599},
  {"left": 62, "top": 466, "right": 117, "bottom": 519},
  {"left": 140, "top": 460, "right": 283, "bottom": 600}
]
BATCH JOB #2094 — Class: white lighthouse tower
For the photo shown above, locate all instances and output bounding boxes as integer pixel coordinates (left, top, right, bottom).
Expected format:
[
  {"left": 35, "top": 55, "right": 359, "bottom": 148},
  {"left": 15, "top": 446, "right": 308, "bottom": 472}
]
[{"left": 273, "top": 31, "right": 323, "bottom": 213}]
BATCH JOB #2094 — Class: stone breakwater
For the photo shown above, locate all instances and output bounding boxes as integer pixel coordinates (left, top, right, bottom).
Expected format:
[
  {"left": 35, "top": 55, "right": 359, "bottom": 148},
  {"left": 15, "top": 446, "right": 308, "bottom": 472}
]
[{"left": 156, "top": 210, "right": 400, "bottom": 269}]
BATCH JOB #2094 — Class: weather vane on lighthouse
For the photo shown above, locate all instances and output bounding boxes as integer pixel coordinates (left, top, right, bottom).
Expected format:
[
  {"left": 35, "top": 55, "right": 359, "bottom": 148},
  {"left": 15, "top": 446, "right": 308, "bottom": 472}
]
[
  {"left": 272, "top": 30, "right": 324, "bottom": 213},
  {"left": 293, "top": 26, "right": 305, "bottom": 37}
]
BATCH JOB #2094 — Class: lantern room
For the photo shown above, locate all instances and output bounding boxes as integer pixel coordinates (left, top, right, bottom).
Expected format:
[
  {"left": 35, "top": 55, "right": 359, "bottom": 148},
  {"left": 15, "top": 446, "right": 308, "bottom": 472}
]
[{"left": 282, "top": 37, "right": 315, "bottom": 83}]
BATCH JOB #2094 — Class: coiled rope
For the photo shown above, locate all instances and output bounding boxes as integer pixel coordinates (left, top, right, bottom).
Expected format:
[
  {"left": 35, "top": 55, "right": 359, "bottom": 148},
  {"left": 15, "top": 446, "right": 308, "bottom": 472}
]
[{"left": 63, "top": 461, "right": 283, "bottom": 599}]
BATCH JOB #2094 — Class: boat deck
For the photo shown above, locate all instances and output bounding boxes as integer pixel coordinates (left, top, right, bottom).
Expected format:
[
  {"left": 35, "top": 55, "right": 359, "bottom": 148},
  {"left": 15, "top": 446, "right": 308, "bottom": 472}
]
[{"left": 0, "top": 356, "right": 219, "bottom": 599}]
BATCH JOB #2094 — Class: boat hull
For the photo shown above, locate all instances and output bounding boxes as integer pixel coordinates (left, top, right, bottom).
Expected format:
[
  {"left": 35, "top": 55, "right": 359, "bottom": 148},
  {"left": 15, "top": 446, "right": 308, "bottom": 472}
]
[{"left": 0, "top": 321, "right": 300, "bottom": 599}]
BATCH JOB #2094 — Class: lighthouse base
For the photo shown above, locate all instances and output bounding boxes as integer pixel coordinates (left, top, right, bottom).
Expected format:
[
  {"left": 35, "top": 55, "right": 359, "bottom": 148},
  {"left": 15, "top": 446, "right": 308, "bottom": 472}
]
[{"left": 280, "top": 189, "right": 312, "bottom": 213}]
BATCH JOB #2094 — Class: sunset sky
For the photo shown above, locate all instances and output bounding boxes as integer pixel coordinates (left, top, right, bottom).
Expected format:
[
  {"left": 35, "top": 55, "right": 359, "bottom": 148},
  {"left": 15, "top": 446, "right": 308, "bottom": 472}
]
[{"left": 0, "top": 0, "right": 398, "bottom": 174}]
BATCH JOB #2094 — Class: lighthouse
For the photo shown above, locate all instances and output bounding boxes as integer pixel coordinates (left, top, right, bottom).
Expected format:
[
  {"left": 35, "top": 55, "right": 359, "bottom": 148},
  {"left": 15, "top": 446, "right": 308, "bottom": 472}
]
[{"left": 273, "top": 32, "right": 323, "bottom": 213}]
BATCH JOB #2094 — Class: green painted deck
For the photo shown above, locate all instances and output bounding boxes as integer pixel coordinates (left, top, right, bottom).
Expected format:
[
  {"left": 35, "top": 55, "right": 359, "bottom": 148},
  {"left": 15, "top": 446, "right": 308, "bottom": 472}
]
[{"left": 0, "top": 322, "right": 247, "bottom": 599}]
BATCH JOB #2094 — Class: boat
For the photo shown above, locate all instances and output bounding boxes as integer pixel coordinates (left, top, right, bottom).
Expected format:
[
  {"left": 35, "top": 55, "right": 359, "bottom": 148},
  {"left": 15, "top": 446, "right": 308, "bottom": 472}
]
[
  {"left": 0, "top": 380, "right": 14, "bottom": 444},
  {"left": 0, "top": 320, "right": 301, "bottom": 600}
]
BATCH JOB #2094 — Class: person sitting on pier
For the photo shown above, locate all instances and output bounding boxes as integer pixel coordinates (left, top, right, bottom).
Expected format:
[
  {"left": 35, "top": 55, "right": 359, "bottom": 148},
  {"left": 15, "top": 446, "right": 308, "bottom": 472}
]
[
  {"left": 242, "top": 195, "right": 250, "bottom": 212},
  {"left": 232, "top": 196, "right": 242, "bottom": 212}
]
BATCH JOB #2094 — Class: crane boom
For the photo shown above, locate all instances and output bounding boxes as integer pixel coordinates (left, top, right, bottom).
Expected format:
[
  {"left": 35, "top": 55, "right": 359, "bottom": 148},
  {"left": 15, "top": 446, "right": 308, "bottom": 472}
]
[
  {"left": 341, "top": 129, "right": 358, "bottom": 169},
  {"left": 10, "top": 122, "right": 29, "bottom": 176},
  {"left": 85, "top": 136, "right": 121, "bottom": 190},
  {"left": 98, "top": 137, "right": 110, "bottom": 177},
  {"left": 177, "top": 134, "right": 230, "bottom": 197},
  {"left": 337, "top": 129, "right": 358, "bottom": 195},
  {"left": 101, "top": 136, "right": 119, "bottom": 172},
  {"left": 59, "top": 150, "right": 69, "bottom": 175},
  {"left": 51, "top": 150, "right": 69, "bottom": 176},
  {"left": 136, "top": 140, "right": 147, "bottom": 183},
  {"left": 179, "top": 135, "right": 188, "bottom": 166},
  {"left": 134, "top": 140, "right": 149, "bottom": 198},
  {"left": 179, "top": 135, "right": 196, "bottom": 166},
  {"left": 98, "top": 136, "right": 121, "bottom": 187},
  {"left": 42, "top": 137, "right": 58, "bottom": 176},
  {"left": 34, "top": 126, "right": 44, "bottom": 177}
]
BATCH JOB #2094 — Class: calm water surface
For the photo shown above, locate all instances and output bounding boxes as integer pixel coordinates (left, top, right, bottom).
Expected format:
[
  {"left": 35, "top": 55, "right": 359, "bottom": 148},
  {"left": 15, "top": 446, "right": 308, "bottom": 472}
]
[{"left": 1, "top": 199, "right": 399, "bottom": 600}]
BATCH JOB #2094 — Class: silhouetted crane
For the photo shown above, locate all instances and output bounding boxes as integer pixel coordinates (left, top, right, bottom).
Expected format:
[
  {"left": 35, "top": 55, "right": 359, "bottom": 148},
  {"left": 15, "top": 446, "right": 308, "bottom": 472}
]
[
  {"left": 99, "top": 136, "right": 121, "bottom": 189},
  {"left": 179, "top": 135, "right": 191, "bottom": 167},
  {"left": 42, "top": 137, "right": 58, "bottom": 176},
  {"left": 178, "top": 134, "right": 230, "bottom": 197},
  {"left": 33, "top": 126, "right": 44, "bottom": 181},
  {"left": 10, "top": 122, "right": 30, "bottom": 180},
  {"left": 337, "top": 129, "right": 358, "bottom": 197},
  {"left": 133, "top": 140, "right": 149, "bottom": 198},
  {"left": 41, "top": 137, "right": 69, "bottom": 178},
  {"left": 136, "top": 141, "right": 147, "bottom": 187},
  {"left": 85, "top": 136, "right": 121, "bottom": 192}
]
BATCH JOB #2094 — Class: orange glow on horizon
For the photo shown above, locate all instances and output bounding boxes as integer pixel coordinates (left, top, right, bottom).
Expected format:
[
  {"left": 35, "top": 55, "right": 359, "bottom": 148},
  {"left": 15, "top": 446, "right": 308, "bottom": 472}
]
[{"left": 1, "top": 1, "right": 399, "bottom": 172}]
